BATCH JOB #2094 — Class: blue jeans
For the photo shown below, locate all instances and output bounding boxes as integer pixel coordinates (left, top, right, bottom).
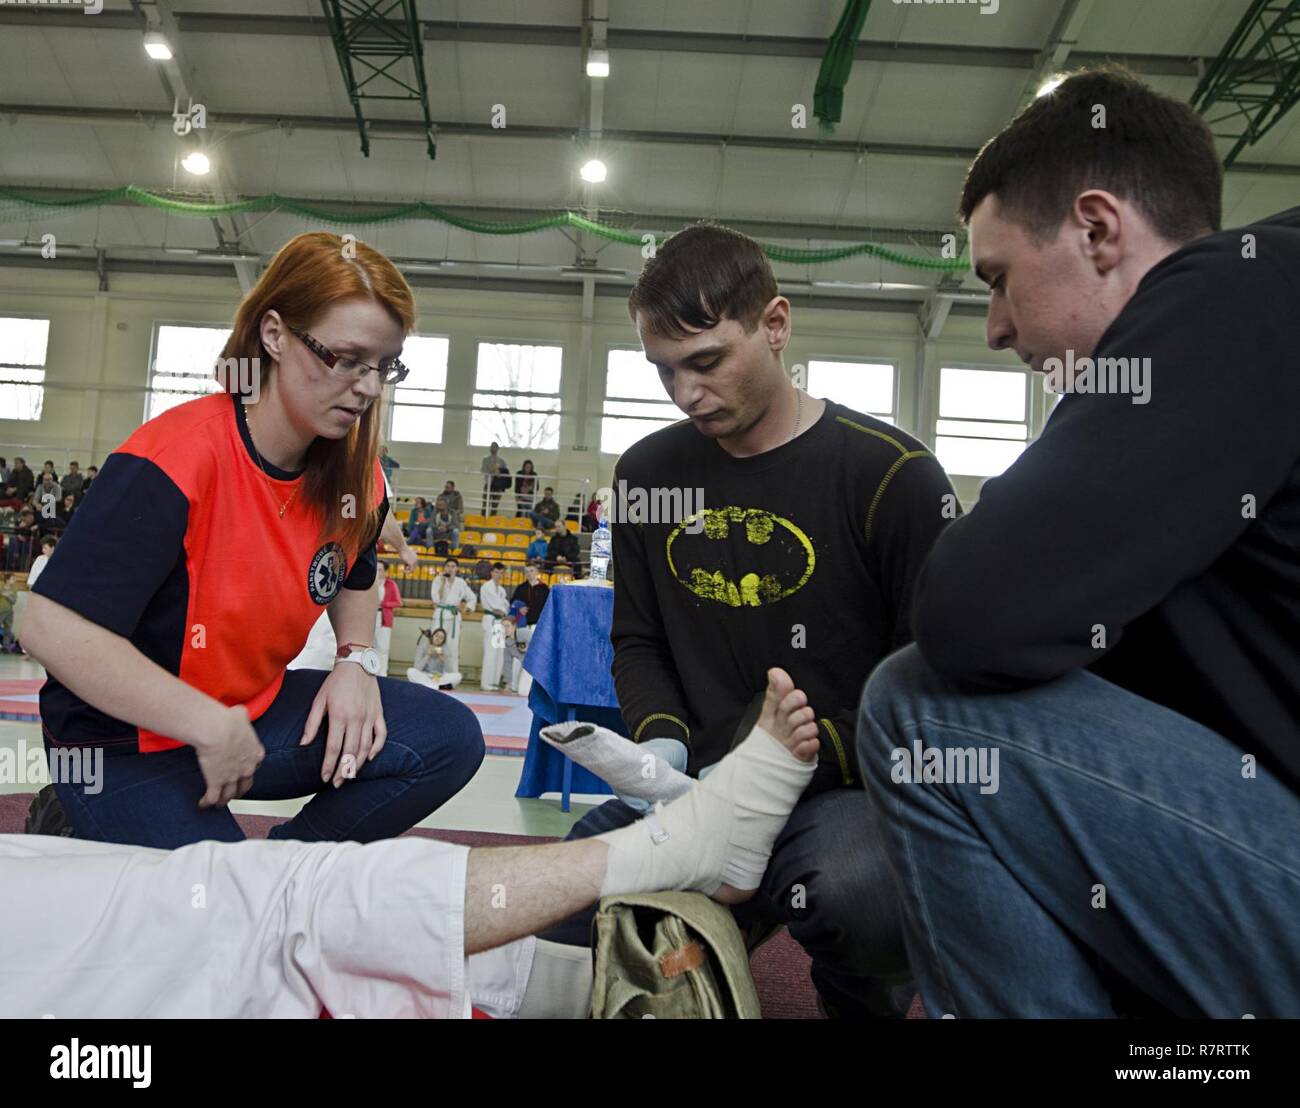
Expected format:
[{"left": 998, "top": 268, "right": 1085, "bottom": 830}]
[
  {"left": 49, "top": 668, "right": 485, "bottom": 849},
  {"left": 545, "top": 786, "right": 909, "bottom": 1015},
  {"left": 859, "top": 643, "right": 1300, "bottom": 1018}
]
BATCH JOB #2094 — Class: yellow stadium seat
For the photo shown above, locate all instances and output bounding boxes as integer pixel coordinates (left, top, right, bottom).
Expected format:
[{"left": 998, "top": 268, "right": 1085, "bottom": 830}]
[
  {"left": 461, "top": 530, "right": 482, "bottom": 545},
  {"left": 487, "top": 515, "right": 512, "bottom": 530},
  {"left": 506, "top": 533, "right": 529, "bottom": 547},
  {"left": 463, "top": 514, "right": 488, "bottom": 528},
  {"left": 502, "top": 549, "right": 525, "bottom": 562},
  {"left": 565, "top": 520, "right": 578, "bottom": 533}
]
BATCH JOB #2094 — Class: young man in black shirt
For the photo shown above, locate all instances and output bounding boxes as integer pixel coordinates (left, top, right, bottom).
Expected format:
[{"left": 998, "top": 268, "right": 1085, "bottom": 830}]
[
  {"left": 860, "top": 67, "right": 1300, "bottom": 1017},
  {"left": 548, "top": 223, "right": 956, "bottom": 1015}
]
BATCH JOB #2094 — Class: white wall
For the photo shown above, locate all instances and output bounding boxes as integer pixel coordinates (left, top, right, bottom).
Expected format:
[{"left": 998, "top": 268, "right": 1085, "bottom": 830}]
[{"left": 0, "top": 265, "right": 1049, "bottom": 507}]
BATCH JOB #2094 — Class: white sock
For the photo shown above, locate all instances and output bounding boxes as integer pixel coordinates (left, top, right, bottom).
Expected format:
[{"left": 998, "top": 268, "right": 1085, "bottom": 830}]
[
  {"left": 540, "top": 721, "right": 693, "bottom": 803},
  {"left": 597, "top": 724, "right": 814, "bottom": 897}
]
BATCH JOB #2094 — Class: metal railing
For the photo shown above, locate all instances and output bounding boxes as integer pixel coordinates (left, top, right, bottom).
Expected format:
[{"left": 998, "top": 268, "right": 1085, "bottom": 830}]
[{"left": 385, "top": 463, "right": 595, "bottom": 524}]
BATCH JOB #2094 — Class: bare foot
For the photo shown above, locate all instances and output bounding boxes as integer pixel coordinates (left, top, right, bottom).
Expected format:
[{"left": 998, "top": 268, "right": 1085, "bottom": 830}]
[
  {"left": 756, "top": 667, "right": 821, "bottom": 764},
  {"left": 712, "top": 668, "right": 820, "bottom": 905}
]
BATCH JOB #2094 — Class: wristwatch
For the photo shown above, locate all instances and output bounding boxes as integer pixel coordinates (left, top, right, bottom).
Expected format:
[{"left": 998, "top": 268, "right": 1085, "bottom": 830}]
[{"left": 336, "top": 642, "right": 383, "bottom": 676}]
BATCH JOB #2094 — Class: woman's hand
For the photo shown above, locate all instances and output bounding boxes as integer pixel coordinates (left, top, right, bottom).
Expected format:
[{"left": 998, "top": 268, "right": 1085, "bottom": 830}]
[
  {"left": 299, "top": 662, "right": 388, "bottom": 787},
  {"left": 194, "top": 703, "right": 266, "bottom": 809}
]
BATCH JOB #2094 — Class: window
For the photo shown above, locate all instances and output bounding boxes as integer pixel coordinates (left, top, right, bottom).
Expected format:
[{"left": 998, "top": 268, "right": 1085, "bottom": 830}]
[
  {"left": 0, "top": 316, "right": 51, "bottom": 421},
  {"left": 469, "top": 342, "right": 562, "bottom": 449},
  {"left": 601, "top": 348, "right": 679, "bottom": 454},
  {"left": 806, "top": 359, "right": 895, "bottom": 423},
  {"left": 148, "top": 323, "right": 230, "bottom": 421},
  {"left": 934, "top": 366, "right": 1030, "bottom": 477},
  {"left": 389, "top": 334, "right": 448, "bottom": 443}
]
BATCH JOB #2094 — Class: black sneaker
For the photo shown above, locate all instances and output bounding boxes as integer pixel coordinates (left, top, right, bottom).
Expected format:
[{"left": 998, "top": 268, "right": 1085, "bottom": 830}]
[{"left": 25, "top": 784, "right": 74, "bottom": 837}]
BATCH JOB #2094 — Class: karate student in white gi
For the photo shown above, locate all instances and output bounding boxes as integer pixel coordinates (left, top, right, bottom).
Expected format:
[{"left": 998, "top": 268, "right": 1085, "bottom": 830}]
[
  {"left": 428, "top": 557, "right": 475, "bottom": 674},
  {"left": 478, "top": 562, "right": 510, "bottom": 691}
]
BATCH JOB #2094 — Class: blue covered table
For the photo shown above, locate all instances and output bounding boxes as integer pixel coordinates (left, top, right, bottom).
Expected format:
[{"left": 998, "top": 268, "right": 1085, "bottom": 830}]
[{"left": 514, "top": 582, "right": 622, "bottom": 810}]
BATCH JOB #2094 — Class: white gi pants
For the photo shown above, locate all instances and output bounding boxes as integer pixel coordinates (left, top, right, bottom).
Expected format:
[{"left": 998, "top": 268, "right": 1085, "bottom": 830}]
[
  {"left": 0, "top": 833, "right": 533, "bottom": 1019},
  {"left": 480, "top": 616, "right": 506, "bottom": 690}
]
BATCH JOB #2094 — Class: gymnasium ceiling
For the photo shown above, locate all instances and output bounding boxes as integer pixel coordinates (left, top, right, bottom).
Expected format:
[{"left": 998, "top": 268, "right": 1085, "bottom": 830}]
[{"left": 0, "top": 0, "right": 1296, "bottom": 330}]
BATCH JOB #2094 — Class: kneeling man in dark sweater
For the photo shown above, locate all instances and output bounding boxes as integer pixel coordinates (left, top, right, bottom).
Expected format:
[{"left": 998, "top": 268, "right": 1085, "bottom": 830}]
[
  {"left": 860, "top": 67, "right": 1300, "bottom": 1017},
  {"left": 543, "top": 223, "right": 956, "bottom": 1016}
]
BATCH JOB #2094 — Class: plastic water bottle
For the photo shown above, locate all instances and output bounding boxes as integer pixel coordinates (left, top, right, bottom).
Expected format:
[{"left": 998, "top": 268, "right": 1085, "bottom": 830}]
[{"left": 590, "top": 519, "right": 612, "bottom": 583}]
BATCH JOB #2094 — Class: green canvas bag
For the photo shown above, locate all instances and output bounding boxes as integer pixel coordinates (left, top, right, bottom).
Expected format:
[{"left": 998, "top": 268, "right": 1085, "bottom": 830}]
[{"left": 590, "top": 891, "right": 762, "bottom": 1019}]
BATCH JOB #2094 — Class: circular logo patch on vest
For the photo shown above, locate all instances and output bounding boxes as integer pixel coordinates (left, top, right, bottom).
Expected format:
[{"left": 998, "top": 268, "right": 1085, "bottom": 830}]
[{"left": 308, "top": 542, "right": 349, "bottom": 605}]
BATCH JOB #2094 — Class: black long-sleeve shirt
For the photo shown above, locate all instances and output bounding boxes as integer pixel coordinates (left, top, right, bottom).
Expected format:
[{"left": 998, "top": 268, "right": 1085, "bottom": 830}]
[
  {"left": 512, "top": 579, "right": 550, "bottom": 626},
  {"left": 914, "top": 205, "right": 1300, "bottom": 795},
  {"left": 610, "top": 399, "right": 956, "bottom": 793}
]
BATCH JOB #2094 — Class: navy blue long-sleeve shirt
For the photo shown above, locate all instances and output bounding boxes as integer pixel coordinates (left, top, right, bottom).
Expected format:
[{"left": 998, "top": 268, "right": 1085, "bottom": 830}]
[{"left": 913, "top": 206, "right": 1300, "bottom": 794}]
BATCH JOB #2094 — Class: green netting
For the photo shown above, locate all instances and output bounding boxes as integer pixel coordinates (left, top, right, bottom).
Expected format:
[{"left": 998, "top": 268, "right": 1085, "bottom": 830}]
[{"left": 0, "top": 184, "right": 968, "bottom": 272}]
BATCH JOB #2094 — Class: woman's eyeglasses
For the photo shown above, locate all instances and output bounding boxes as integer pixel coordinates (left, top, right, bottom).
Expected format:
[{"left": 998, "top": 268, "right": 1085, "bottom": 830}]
[{"left": 290, "top": 327, "right": 409, "bottom": 386}]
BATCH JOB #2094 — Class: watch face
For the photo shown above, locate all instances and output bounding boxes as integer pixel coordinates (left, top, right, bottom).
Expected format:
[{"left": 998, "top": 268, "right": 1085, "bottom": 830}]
[{"left": 362, "top": 649, "right": 382, "bottom": 676}]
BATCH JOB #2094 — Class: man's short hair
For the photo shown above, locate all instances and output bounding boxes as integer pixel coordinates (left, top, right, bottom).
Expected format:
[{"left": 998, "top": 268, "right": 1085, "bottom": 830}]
[
  {"left": 492, "top": 562, "right": 505, "bottom": 571},
  {"left": 444, "top": 557, "right": 458, "bottom": 567},
  {"left": 960, "top": 65, "right": 1221, "bottom": 244},
  {"left": 628, "top": 223, "right": 778, "bottom": 339},
  {"left": 543, "top": 487, "right": 553, "bottom": 495}
]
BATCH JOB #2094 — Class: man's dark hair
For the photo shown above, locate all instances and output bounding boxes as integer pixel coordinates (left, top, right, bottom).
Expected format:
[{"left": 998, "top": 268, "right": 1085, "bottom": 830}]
[
  {"left": 444, "top": 557, "right": 458, "bottom": 567},
  {"left": 492, "top": 561, "right": 505, "bottom": 571},
  {"left": 628, "top": 223, "right": 779, "bottom": 339},
  {"left": 960, "top": 66, "right": 1221, "bottom": 244},
  {"left": 543, "top": 487, "right": 553, "bottom": 495},
  {"left": 88, "top": 466, "right": 97, "bottom": 473}
]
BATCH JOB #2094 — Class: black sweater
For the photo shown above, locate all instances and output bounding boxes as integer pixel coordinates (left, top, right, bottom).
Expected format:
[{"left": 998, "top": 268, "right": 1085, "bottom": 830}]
[
  {"left": 914, "top": 206, "right": 1300, "bottom": 795},
  {"left": 610, "top": 400, "right": 955, "bottom": 793}
]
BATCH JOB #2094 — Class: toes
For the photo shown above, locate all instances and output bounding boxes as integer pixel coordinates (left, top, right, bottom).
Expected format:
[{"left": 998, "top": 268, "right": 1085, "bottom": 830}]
[
  {"left": 766, "top": 667, "right": 794, "bottom": 702},
  {"left": 777, "top": 689, "right": 808, "bottom": 719}
]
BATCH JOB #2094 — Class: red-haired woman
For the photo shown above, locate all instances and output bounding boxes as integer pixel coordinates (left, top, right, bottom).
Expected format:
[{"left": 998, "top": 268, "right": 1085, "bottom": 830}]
[{"left": 21, "top": 232, "right": 483, "bottom": 847}]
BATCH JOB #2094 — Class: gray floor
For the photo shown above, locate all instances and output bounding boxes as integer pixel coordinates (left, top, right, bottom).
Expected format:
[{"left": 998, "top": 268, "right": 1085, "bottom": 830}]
[{"left": 0, "top": 653, "right": 599, "bottom": 837}]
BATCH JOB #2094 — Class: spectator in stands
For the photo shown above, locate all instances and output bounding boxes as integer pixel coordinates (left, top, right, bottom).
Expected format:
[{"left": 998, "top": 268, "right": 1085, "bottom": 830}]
[
  {"left": 378, "top": 445, "right": 400, "bottom": 483},
  {"left": 482, "top": 441, "right": 511, "bottom": 515},
  {"left": 428, "top": 497, "right": 459, "bottom": 555},
  {"left": 0, "top": 458, "right": 8, "bottom": 485},
  {"left": 528, "top": 486, "right": 561, "bottom": 531},
  {"left": 472, "top": 556, "right": 493, "bottom": 591},
  {"left": 512, "top": 560, "right": 549, "bottom": 628},
  {"left": 526, "top": 527, "right": 550, "bottom": 563},
  {"left": 0, "top": 572, "right": 16, "bottom": 652},
  {"left": 40, "top": 460, "right": 59, "bottom": 485},
  {"left": 583, "top": 493, "right": 602, "bottom": 533},
  {"left": 7, "top": 508, "right": 39, "bottom": 571},
  {"left": 406, "top": 496, "right": 432, "bottom": 546},
  {"left": 514, "top": 459, "right": 537, "bottom": 517},
  {"left": 32, "top": 474, "right": 61, "bottom": 524},
  {"left": 441, "top": 479, "right": 463, "bottom": 519},
  {"left": 82, "top": 465, "right": 97, "bottom": 496},
  {"left": 60, "top": 462, "right": 84, "bottom": 503},
  {"left": 27, "top": 535, "right": 56, "bottom": 588},
  {"left": 2, "top": 457, "right": 34, "bottom": 508},
  {"left": 547, "top": 526, "right": 580, "bottom": 574},
  {"left": 55, "top": 494, "right": 77, "bottom": 533}
]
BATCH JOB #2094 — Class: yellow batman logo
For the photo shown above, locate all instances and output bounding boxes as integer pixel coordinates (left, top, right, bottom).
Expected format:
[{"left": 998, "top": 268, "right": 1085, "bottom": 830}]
[{"left": 665, "top": 507, "right": 815, "bottom": 606}]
